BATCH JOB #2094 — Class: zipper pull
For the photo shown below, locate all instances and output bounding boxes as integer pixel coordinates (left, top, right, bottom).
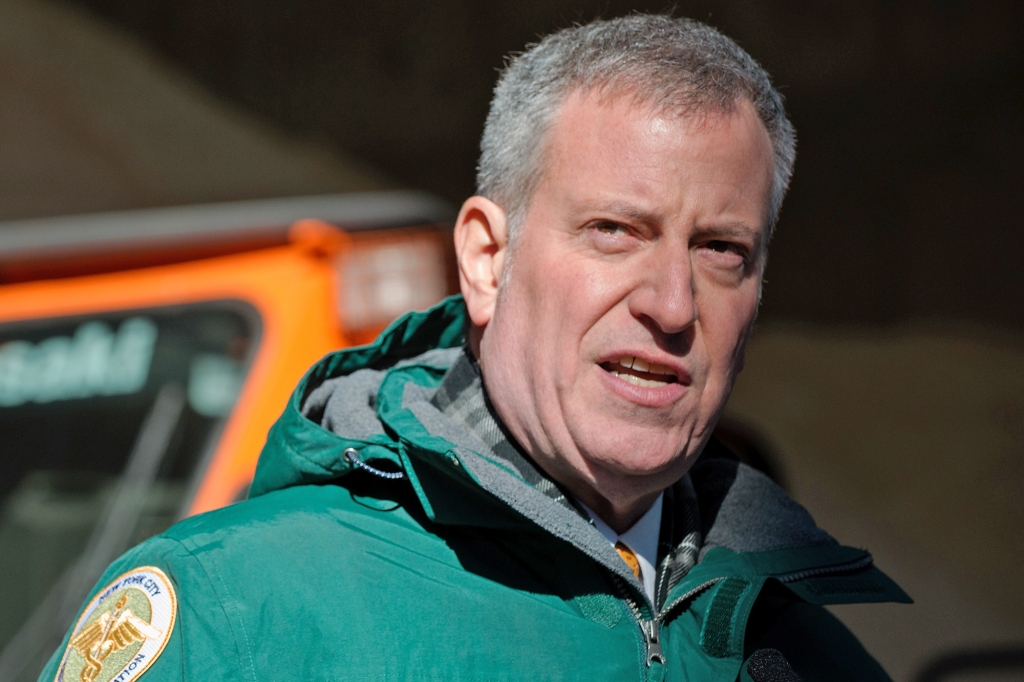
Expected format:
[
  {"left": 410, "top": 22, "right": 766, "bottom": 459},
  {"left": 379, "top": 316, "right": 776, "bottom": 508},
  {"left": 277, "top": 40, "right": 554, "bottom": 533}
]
[
  {"left": 343, "top": 448, "right": 405, "bottom": 480},
  {"left": 643, "top": 619, "right": 665, "bottom": 666}
]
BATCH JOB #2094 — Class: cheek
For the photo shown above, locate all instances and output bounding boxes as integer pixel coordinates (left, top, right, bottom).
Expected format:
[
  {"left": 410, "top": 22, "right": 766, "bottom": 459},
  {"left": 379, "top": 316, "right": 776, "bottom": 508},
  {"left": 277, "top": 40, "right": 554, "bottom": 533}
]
[
  {"left": 524, "top": 256, "right": 614, "bottom": 340},
  {"left": 699, "top": 287, "right": 759, "bottom": 370}
]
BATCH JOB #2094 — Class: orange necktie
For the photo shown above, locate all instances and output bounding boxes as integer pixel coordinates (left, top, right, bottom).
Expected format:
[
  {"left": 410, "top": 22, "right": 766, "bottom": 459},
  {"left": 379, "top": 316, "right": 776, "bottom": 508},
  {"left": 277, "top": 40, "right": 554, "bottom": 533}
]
[{"left": 614, "top": 541, "right": 642, "bottom": 580}]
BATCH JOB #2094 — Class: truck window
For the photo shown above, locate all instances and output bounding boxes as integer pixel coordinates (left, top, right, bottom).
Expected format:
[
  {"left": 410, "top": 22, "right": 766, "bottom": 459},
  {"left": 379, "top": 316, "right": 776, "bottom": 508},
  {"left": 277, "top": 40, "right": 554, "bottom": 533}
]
[{"left": 0, "top": 301, "right": 260, "bottom": 678}]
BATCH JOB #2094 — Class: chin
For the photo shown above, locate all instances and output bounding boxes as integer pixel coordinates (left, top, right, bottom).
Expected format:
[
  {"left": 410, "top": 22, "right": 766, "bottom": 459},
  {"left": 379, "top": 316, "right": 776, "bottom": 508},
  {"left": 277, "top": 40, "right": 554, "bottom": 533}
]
[{"left": 581, "top": 436, "right": 689, "bottom": 478}]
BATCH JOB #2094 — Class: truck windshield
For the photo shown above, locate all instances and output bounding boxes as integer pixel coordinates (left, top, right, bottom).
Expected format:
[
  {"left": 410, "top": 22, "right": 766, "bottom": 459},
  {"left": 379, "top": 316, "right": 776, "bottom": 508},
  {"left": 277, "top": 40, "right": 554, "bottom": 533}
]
[{"left": 0, "top": 301, "right": 259, "bottom": 680}]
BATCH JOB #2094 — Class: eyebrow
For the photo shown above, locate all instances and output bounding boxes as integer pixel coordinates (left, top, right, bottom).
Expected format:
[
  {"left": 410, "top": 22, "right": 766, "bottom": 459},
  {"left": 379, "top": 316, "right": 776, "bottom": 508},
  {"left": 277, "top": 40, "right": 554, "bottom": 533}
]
[
  {"left": 695, "top": 222, "right": 761, "bottom": 240},
  {"left": 573, "top": 201, "right": 663, "bottom": 226}
]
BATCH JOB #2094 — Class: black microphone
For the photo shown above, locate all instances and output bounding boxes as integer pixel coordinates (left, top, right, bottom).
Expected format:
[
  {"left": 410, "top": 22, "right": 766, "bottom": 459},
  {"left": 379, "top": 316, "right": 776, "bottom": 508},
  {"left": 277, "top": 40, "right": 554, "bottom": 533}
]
[{"left": 746, "top": 648, "right": 801, "bottom": 682}]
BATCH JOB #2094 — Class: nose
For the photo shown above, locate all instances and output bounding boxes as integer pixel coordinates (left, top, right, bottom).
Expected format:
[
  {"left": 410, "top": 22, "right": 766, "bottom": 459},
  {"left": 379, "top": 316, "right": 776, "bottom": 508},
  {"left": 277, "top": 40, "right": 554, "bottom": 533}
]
[{"left": 627, "top": 244, "right": 698, "bottom": 336}]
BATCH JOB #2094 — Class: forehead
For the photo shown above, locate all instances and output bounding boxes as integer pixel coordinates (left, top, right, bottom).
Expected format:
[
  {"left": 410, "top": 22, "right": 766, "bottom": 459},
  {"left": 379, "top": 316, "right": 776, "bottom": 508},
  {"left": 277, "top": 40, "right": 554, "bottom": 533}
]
[{"left": 532, "top": 90, "right": 774, "bottom": 229}]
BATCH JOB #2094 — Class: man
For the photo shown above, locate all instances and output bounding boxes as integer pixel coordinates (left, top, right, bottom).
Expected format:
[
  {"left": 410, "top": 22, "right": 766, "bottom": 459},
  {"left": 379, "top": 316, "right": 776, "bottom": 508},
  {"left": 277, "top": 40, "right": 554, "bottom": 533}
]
[{"left": 42, "top": 15, "right": 907, "bottom": 682}]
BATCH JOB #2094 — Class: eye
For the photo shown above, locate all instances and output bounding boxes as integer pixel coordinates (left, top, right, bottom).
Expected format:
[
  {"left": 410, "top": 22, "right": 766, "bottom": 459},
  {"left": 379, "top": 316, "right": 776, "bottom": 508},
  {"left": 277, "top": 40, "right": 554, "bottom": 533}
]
[
  {"left": 593, "top": 221, "right": 628, "bottom": 236},
  {"left": 698, "top": 239, "right": 750, "bottom": 270},
  {"left": 706, "top": 240, "right": 739, "bottom": 254}
]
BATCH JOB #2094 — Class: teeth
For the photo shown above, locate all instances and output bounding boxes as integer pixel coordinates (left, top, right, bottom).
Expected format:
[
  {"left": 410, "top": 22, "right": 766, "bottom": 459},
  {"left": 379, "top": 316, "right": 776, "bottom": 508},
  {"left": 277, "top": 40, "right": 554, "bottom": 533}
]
[
  {"left": 616, "top": 356, "right": 675, "bottom": 376},
  {"left": 609, "top": 370, "right": 671, "bottom": 388}
]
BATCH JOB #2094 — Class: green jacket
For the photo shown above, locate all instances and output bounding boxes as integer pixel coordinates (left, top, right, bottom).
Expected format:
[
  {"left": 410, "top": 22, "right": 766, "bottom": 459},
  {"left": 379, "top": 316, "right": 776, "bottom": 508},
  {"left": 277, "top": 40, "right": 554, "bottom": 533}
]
[{"left": 41, "top": 297, "right": 909, "bottom": 682}]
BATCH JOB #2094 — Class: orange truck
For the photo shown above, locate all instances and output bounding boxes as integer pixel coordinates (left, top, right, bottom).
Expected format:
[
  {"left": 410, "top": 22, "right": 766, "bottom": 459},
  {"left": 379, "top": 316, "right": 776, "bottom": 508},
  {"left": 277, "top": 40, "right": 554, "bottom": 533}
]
[{"left": 0, "top": 192, "right": 457, "bottom": 678}]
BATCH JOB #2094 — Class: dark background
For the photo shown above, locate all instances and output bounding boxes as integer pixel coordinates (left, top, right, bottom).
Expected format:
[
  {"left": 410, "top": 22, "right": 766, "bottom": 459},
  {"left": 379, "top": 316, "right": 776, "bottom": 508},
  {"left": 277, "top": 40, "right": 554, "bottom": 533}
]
[{"left": 59, "top": 0, "right": 1024, "bottom": 332}]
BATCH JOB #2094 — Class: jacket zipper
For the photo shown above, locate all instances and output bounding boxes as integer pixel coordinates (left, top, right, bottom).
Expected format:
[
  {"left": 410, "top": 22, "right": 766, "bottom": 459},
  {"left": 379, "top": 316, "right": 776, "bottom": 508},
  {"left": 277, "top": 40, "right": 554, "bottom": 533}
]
[
  {"left": 774, "top": 554, "right": 874, "bottom": 583},
  {"left": 614, "top": 553, "right": 876, "bottom": 669},
  {"left": 618, "top": 584, "right": 665, "bottom": 667},
  {"left": 614, "top": 575, "right": 723, "bottom": 668}
]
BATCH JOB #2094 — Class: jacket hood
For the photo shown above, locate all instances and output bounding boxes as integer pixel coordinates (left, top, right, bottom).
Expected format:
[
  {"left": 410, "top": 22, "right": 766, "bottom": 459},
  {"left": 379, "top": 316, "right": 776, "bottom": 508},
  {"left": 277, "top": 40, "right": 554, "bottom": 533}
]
[{"left": 251, "top": 296, "right": 910, "bottom": 607}]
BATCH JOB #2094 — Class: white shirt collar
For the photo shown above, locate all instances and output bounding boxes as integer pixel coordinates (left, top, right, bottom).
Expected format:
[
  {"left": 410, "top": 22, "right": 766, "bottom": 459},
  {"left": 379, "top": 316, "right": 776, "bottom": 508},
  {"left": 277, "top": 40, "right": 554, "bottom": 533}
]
[{"left": 578, "top": 493, "right": 663, "bottom": 602}]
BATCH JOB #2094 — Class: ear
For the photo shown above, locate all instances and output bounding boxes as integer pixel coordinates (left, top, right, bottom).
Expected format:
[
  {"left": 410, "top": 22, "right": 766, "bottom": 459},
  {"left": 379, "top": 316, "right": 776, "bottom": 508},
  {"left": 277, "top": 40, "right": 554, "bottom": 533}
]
[{"left": 454, "top": 195, "right": 508, "bottom": 327}]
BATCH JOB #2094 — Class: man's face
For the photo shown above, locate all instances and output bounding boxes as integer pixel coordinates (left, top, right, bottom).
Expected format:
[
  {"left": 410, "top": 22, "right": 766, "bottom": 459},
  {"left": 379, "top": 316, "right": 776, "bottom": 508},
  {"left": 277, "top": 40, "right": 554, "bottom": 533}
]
[{"left": 477, "top": 90, "right": 774, "bottom": 508}]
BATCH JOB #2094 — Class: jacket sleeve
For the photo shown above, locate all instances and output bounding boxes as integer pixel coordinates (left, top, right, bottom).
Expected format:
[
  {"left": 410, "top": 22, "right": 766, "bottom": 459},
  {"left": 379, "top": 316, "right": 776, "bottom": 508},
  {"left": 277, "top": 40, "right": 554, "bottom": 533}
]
[
  {"left": 37, "top": 535, "right": 247, "bottom": 682},
  {"left": 742, "top": 586, "right": 893, "bottom": 682}
]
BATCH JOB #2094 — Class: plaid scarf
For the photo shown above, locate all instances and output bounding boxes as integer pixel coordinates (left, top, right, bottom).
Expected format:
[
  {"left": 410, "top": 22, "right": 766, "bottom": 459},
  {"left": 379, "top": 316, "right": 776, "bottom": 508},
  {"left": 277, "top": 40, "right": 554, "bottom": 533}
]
[
  {"left": 430, "top": 349, "right": 575, "bottom": 509},
  {"left": 431, "top": 348, "right": 703, "bottom": 608}
]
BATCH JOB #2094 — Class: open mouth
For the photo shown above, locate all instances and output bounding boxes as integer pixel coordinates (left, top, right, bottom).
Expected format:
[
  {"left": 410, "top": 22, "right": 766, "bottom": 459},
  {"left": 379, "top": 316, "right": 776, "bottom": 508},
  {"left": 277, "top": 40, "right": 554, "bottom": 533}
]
[{"left": 600, "top": 355, "right": 679, "bottom": 388}]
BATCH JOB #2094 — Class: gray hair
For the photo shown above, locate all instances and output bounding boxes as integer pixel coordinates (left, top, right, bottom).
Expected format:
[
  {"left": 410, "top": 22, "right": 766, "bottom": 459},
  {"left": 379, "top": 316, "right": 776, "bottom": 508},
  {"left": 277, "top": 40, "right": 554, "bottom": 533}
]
[{"left": 477, "top": 14, "right": 796, "bottom": 240}]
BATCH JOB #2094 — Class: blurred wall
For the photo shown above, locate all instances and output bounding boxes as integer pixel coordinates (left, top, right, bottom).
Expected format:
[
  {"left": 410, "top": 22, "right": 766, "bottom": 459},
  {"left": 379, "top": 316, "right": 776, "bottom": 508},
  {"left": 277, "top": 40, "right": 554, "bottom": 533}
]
[{"left": 0, "top": 0, "right": 390, "bottom": 222}]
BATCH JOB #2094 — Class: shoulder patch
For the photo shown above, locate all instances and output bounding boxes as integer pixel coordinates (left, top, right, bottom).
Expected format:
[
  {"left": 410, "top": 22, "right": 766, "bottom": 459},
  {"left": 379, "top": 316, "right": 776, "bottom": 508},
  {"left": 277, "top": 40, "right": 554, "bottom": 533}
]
[{"left": 55, "top": 566, "right": 177, "bottom": 682}]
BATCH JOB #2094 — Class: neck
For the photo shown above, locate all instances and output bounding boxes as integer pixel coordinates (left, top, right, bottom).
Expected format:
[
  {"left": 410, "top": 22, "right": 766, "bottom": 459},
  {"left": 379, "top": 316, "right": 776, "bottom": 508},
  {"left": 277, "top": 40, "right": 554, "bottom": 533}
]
[{"left": 569, "top": 485, "right": 663, "bottom": 534}]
